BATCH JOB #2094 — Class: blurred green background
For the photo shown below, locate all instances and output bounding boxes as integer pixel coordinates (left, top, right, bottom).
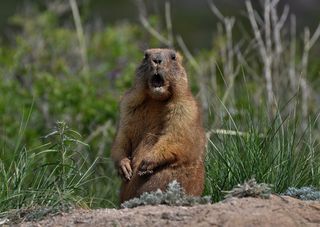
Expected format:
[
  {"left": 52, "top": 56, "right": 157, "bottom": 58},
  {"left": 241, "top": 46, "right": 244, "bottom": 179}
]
[{"left": 1, "top": 0, "right": 320, "bottom": 49}]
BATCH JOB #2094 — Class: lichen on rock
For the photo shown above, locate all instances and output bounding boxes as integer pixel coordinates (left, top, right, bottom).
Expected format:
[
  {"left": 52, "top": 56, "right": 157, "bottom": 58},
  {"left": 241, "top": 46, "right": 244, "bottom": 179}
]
[
  {"left": 283, "top": 187, "right": 320, "bottom": 200},
  {"left": 121, "top": 180, "right": 211, "bottom": 208}
]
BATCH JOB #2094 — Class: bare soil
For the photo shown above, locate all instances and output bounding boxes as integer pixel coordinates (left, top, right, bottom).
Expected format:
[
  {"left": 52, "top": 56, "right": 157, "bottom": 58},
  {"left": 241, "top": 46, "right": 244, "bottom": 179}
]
[{"left": 20, "top": 195, "right": 320, "bottom": 227}]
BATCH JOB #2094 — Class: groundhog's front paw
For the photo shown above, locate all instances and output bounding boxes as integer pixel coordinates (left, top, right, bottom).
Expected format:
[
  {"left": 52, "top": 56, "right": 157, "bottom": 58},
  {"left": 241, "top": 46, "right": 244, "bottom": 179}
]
[
  {"left": 138, "top": 158, "right": 156, "bottom": 176},
  {"left": 119, "top": 157, "right": 133, "bottom": 180}
]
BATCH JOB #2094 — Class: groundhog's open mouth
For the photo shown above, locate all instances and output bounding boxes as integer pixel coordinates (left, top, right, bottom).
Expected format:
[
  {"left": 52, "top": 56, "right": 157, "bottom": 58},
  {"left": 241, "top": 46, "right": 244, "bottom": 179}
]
[{"left": 150, "top": 73, "right": 165, "bottom": 88}]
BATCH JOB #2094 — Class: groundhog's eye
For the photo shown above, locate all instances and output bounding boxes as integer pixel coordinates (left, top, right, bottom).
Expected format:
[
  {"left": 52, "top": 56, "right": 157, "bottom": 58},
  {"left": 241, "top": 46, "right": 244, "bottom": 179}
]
[
  {"left": 171, "top": 53, "right": 176, "bottom": 61},
  {"left": 144, "top": 53, "right": 149, "bottom": 60}
]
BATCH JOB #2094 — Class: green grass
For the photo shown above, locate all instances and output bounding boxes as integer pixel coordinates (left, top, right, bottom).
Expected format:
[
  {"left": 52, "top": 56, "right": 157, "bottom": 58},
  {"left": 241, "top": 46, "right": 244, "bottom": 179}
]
[
  {"left": 204, "top": 108, "right": 320, "bottom": 202},
  {"left": 0, "top": 114, "right": 97, "bottom": 222}
]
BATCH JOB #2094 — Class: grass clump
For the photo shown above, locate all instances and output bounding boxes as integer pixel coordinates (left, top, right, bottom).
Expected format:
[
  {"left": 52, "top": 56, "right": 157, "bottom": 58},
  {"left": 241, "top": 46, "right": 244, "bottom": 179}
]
[
  {"left": 0, "top": 120, "right": 95, "bottom": 223},
  {"left": 121, "top": 180, "right": 211, "bottom": 208},
  {"left": 283, "top": 187, "right": 320, "bottom": 201},
  {"left": 205, "top": 109, "right": 320, "bottom": 202},
  {"left": 224, "top": 178, "right": 272, "bottom": 199}
]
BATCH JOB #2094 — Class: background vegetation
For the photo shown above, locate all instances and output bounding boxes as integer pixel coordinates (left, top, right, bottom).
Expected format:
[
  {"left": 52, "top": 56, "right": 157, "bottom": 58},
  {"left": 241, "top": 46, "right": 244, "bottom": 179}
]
[{"left": 0, "top": 0, "right": 319, "bottom": 219}]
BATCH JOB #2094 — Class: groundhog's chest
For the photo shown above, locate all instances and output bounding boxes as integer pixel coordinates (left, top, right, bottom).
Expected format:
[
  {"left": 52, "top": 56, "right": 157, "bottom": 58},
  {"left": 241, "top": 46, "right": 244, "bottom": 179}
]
[{"left": 125, "top": 100, "right": 168, "bottom": 151}]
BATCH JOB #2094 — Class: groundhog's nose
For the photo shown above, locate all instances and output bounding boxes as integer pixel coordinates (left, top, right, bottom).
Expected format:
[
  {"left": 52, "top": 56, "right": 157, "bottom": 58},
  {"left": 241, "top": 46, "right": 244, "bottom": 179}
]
[{"left": 152, "top": 55, "right": 163, "bottom": 65}]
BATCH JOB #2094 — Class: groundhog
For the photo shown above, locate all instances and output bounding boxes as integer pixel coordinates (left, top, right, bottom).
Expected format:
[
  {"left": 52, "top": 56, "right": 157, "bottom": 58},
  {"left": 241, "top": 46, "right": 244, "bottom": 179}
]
[{"left": 111, "top": 48, "right": 206, "bottom": 203}]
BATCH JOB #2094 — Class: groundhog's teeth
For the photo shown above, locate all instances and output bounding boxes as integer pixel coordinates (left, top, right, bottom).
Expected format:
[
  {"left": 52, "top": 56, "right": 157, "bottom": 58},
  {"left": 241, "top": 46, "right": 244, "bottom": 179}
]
[{"left": 153, "top": 87, "right": 164, "bottom": 92}]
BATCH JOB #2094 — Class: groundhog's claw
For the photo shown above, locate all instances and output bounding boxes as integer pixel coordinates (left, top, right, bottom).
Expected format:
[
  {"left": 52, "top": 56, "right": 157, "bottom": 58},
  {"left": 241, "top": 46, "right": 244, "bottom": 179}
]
[
  {"left": 138, "top": 159, "right": 155, "bottom": 176},
  {"left": 138, "top": 169, "right": 153, "bottom": 176},
  {"left": 119, "top": 158, "right": 133, "bottom": 180}
]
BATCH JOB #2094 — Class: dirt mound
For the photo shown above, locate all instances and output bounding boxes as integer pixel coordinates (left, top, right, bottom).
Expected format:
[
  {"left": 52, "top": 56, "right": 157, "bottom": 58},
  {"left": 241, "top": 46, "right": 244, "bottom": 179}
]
[{"left": 20, "top": 195, "right": 320, "bottom": 227}]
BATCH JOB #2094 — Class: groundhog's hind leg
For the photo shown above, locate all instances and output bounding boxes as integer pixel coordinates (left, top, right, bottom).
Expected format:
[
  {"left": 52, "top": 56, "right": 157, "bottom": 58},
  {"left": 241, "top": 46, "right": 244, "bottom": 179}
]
[
  {"left": 133, "top": 163, "right": 205, "bottom": 198},
  {"left": 119, "top": 173, "right": 150, "bottom": 203},
  {"left": 179, "top": 163, "right": 205, "bottom": 196}
]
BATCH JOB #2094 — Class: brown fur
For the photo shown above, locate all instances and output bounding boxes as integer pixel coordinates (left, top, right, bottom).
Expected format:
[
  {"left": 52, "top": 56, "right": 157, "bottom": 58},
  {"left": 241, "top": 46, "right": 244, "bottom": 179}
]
[{"left": 111, "top": 48, "right": 206, "bottom": 203}]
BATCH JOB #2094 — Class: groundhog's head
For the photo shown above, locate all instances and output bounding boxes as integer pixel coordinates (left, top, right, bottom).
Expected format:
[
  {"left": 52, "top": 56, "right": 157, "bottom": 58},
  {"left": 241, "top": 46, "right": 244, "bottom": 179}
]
[{"left": 136, "top": 48, "right": 188, "bottom": 101}]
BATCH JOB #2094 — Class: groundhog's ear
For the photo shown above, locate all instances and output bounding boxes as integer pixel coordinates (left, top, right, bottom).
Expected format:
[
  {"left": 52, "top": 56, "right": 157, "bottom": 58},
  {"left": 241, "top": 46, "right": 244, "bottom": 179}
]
[{"left": 176, "top": 51, "right": 183, "bottom": 63}]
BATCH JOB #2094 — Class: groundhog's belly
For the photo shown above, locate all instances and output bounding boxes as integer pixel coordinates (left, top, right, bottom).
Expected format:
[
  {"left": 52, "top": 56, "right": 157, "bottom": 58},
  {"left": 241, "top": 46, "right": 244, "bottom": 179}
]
[{"left": 119, "top": 161, "right": 205, "bottom": 203}]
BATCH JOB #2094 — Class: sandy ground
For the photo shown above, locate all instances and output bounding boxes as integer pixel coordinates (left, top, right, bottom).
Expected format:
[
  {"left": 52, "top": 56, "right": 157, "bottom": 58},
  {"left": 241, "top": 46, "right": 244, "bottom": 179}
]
[{"left": 19, "top": 195, "right": 320, "bottom": 227}]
